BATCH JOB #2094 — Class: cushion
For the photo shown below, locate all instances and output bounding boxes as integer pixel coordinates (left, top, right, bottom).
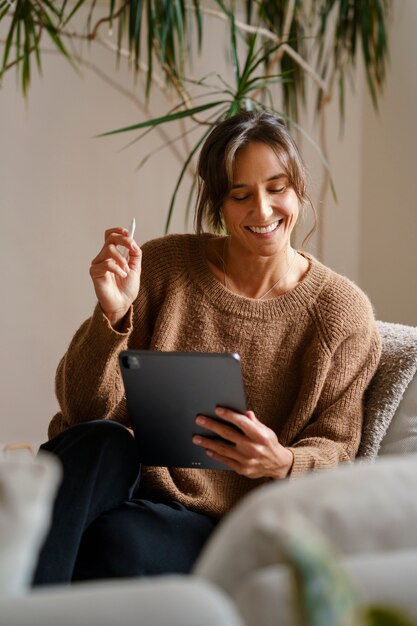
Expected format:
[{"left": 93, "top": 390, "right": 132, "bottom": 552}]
[
  {"left": 194, "top": 454, "right": 417, "bottom": 596},
  {"left": 0, "top": 450, "right": 61, "bottom": 595},
  {"left": 0, "top": 577, "right": 244, "bottom": 626},
  {"left": 234, "top": 551, "right": 417, "bottom": 626},
  {"left": 358, "top": 321, "right": 417, "bottom": 459},
  {"left": 378, "top": 367, "right": 417, "bottom": 455}
]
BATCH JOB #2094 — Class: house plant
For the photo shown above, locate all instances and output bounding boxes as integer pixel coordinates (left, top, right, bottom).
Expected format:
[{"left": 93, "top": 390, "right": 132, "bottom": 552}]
[{"left": 0, "top": 0, "right": 392, "bottom": 236}]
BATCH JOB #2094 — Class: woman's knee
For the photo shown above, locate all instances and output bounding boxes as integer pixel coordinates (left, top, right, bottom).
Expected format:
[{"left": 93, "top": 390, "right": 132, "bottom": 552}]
[
  {"left": 40, "top": 420, "right": 139, "bottom": 480},
  {"left": 42, "top": 419, "right": 133, "bottom": 451}
]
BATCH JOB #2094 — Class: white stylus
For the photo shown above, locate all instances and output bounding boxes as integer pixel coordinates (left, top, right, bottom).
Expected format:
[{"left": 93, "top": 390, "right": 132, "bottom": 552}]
[{"left": 119, "top": 218, "right": 136, "bottom": 259}]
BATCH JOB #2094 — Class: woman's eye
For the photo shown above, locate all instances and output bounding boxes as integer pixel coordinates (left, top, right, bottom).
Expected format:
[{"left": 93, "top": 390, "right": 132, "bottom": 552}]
[
  {"left": 232, "top": 195, "right": 249, "bottom": 202},
  {"left": 269, "top": 186, "right": 286, "bottom": 194}
]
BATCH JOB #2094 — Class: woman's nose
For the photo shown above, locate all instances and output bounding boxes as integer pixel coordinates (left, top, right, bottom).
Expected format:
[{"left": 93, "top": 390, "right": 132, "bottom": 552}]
[{"left": 253, "top": 191, "right": 273, "bottom": 220}]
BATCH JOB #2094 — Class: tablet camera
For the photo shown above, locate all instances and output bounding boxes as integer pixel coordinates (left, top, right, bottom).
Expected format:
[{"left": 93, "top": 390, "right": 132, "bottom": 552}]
[{"left": 122, "top": 355, "right": 141, "bottom": 370}]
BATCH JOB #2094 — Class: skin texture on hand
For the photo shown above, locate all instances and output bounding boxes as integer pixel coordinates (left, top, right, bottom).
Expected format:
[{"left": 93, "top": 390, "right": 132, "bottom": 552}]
[
  {"left": 89, "top": 227, "right": 142, "bottom": 328},
  {"left": 193, "top": 407, "right": 294, "bottom": 480}
]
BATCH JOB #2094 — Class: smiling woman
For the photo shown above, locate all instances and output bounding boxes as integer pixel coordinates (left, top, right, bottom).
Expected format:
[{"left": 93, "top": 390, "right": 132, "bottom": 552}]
[
  {"left": 33, "top": 110, "right": 382, "bottom": 587},
  {"left": 197, "top": 113, "right": 313, "bottom": 300},
  {"left": 212, "top": 142, "right": 308, "bottom": 299}
]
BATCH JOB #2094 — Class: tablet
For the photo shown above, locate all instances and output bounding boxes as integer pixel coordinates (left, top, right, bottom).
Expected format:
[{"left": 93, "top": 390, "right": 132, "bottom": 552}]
[{"left": 119, "top": 351, "right": 247, "bottom": 470}]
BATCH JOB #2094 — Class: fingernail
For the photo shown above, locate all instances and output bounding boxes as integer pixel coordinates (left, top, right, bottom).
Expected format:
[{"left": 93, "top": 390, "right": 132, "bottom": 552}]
[
  {"left": 195, "top": 416, "right": 205, "bottom": 426},
  {"left": 215, "top": 407, "right": 224, "bottom": 416},
  {"left": 193, "top": 436, "right": 202, "bottom": 444}
]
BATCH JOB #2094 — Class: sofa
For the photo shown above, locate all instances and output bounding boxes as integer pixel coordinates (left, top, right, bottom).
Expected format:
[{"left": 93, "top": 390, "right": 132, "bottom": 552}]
[{"left": 1, "top": 321, "right": 416, "bottom": 626}]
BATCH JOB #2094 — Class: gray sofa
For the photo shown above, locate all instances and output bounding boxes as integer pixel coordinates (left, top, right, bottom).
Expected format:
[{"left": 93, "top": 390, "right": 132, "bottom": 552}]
[{"left": 1, "top": 321, "right": 416, "bottom": 626}]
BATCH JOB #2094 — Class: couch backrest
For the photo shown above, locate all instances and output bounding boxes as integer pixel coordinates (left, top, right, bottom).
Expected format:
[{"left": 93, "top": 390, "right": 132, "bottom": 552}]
[{"left": 358, "top": 321, "right": 417, "bottom": 459}]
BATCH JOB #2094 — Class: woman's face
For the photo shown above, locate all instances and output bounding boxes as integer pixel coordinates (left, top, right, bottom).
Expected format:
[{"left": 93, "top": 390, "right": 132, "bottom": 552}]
[{"left": 221, "top": 141, "right": 300, "bottom": 258}]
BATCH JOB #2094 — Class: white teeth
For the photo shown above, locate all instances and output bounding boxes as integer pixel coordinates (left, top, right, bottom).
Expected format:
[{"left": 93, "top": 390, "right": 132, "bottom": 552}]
[{"left": 248, "top": 221, "right": 280, "bottom": 234}]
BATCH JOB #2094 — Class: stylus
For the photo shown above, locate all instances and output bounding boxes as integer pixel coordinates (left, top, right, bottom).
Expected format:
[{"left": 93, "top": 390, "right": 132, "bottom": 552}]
[{"left": 119, "top": 218, "right": 136, "bottom": 259}]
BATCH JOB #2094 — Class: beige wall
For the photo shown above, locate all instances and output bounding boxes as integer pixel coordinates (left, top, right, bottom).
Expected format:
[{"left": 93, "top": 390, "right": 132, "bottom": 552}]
[
  {"left": 360, "top": 0, "right": 417, "bottom": 326},
  {"left": 0, "top": 3, "right": 415, "bottom": 444}
]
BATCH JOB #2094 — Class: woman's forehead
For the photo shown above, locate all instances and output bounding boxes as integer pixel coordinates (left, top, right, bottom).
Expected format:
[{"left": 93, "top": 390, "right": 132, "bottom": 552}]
[{"left": 232, "top": 142, "right": 288, "bottom": 179}]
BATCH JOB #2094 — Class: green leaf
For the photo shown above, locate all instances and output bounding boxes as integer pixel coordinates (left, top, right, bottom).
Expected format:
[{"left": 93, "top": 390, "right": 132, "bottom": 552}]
[
  {"left": 130, "top": 0, "right": 144, "bottom": 68},
  {"left": 38, "top": 0, "right": 62, "bottom": 20},
  {"left": 145, "top": 0, "right": 154, "bottom": 96},
  {"left": 108, "top": 0, "right": 115, "bottom": 29},
  {"left": 61, "top": 0, "right": 86, "bottom": 28},
  {"left": 364, "top": 605, "right": 417, "bottom": 626},
  {"left": 192, "top": 0, "right": 202, "bottom": 51},
  {"left": 22, "top": 4, "right": 32, "bottom": 96},
  {"left": 214, "top": 0, "right": 240, "bottom": 86},
  {"left": 97, "top": 100, "right": 228, "bottom": 137},
  {"left": 2, "top": 4, "right": 18, "bottom": 71},
  {"left": 0, "top": 1, "right": 11, "bottom": 20},
  {"left": 165, "top": 123, "right": 216, "bottom": 233}
]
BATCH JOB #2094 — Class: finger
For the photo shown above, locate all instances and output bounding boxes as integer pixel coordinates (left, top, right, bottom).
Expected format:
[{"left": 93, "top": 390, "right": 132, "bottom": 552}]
[
  {"left": 101, "top": 231, "right": 135, "bottom": 265},
  {"left": 214, "top": 407, "right": 261, "bottom": 439},
  {"left": 192, "top": 434, "right": 247, "bottom": 463},
  {"left": 104, "top": 227, "right": 128, "bottom": 242},
  {"left": 126, "top": 241, "right": 142, "bottom": 268},
  {"left": 204, "top": 448, "right": 256, "bottom": 477},
  {"left": 92, "top": 243, "right": 131, "bottom": 271},
  {"left": 90, "top": 258, "right": 129, "bottom": 280},
  {"left": 204, "top": 449, "right": 243, "bottom": 473},
  {"left": 195, "top": 415, "right": 243, "bottom": 446}
]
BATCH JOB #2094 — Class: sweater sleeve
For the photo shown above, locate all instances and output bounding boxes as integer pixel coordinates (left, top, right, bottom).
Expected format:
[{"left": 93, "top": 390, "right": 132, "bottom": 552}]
[
  {"left": 48, "top": 304, "right": 133, "bottom": 439},
  {"left": 47, "top": 235, "right": 186, "bottom": 440},
  {"left": 288, "top": 282, "right": 382, "bottom": 478}
]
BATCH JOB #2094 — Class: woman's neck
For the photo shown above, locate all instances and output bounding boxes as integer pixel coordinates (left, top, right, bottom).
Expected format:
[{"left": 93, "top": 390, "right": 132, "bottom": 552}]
[{"left": 222, "top": 237, "right": 303, "bottom": 299}]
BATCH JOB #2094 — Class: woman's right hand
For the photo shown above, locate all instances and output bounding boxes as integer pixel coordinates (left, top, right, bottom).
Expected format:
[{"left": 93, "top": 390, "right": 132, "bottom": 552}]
[{"left": 89, "top": 227, "right": 142, "bottom": 329}]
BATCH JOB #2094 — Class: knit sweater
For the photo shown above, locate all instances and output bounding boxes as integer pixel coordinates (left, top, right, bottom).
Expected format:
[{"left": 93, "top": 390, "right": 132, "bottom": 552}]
[{"left": 49, "top": 233, "right": 381, "bottom": 518}]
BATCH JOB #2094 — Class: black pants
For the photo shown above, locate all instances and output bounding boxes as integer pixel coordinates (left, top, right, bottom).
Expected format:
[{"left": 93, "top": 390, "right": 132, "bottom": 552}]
[{"left": 32, "top": 420, "right": 217, "bottom": 586}]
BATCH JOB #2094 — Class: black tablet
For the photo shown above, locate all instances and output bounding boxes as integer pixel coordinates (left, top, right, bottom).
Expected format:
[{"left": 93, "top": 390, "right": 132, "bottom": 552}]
[{"left": 119, "top": 351, "right": 246, "bottom": 470}]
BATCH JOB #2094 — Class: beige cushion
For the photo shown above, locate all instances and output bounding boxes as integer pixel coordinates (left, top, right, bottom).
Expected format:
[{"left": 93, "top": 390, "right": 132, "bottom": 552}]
[
  {"left": 359, "top": 321, "right": 417, "bottom": 458},
  {"left": 234, "top": 551, "right": 417, "bottom": 626},
  {"left": 0, "top": 577, "right": 244, "bottom": 626},
  {"left": 194, "top": 454, "right": 417, "bottom": 596},
  {"left": 379, "top": 369, "right": 417, "bottom": 455},
  {"left": 0, "top": 451, "right": 61, "bottom": 595}
]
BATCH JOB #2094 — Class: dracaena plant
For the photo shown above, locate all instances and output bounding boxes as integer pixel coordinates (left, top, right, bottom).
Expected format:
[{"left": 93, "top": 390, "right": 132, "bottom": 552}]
[{"left": 0, "top": 0, "right": 392, "bottom": 236}]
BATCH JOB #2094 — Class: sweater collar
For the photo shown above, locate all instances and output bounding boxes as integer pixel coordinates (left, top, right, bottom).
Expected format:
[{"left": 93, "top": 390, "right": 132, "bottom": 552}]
[{"left": 188, "top": 233, "right": 330, "bottom": 320}]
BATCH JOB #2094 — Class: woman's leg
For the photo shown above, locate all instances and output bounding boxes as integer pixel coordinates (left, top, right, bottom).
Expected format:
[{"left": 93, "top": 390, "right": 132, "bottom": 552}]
[
  {"left": 72, "top": 499, "right": 217, "bottom": 581},
  {"left": 32, "top": 420, "right": 140, "bottom": 586}
]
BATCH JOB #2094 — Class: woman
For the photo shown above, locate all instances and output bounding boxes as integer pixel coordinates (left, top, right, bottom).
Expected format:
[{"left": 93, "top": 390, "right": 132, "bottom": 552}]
[{"left": 33, "top": 111, "right": 381, "bottom": 585}]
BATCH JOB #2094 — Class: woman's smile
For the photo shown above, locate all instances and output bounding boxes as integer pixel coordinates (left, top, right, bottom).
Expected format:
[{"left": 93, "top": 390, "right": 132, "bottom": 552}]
[
  {"left": 246, "top": 218, "right": 284, "bottom": 236},
  {"left": 222, "top": 142, "right": 299, "bottom": 257}
]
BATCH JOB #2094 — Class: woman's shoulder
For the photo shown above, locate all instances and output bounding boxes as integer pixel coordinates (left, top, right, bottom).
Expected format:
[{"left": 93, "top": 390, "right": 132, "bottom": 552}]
[
  {"left": 307, "top": 255, "right": 378, "bottom": 345},
  {"left": 141, "top": 232, "right": 201, "bottom": 254},
  {"left": 140, "top": 233, "right": 204, "bottom": 272}
]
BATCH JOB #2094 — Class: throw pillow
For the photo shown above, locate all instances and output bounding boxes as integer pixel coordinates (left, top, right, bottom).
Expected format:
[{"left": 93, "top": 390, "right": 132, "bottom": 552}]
[
  {"left": 358, "top": 321, "right": 417, "bottom": 459},
  {"left": 378, "top": 368, "right": 417, "bottom": 455},
  {"left": 193, "top": 454, "right": 417, "bottom": 596},
  {"left": 0, "top": 450, "right": 61, "bottom": 595}
]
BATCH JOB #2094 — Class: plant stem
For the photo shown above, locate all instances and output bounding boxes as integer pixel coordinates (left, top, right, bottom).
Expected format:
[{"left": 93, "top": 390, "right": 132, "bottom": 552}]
[{"left": 187, "top": 3, "right": 328, "bottom": 94}]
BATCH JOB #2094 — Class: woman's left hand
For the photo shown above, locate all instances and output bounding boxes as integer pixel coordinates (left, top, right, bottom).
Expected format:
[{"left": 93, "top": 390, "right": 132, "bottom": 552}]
[{"left": 192, "top": 408, "right": 294, "bottom": 480}]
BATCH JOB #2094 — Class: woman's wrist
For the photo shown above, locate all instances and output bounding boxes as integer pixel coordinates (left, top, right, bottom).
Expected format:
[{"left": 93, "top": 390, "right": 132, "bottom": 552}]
[
  {"left": 102, "top": 307, "right": 131, "bottom": 332},
  {"left": 271, "top": 447, "right": 294, "bottom": 480}
]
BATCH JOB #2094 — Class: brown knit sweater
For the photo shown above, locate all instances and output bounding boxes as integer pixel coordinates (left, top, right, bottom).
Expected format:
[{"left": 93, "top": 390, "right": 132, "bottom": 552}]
[{"left": 49, "top": 233, "right": 381, "bottom": 518}]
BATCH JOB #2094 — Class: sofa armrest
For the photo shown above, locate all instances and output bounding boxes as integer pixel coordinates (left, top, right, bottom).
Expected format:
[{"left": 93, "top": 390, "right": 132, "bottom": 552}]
[
  {"left": 234, "top": 551, "right": 417, "bottom": 626},
  {"left": 0, "top": 576, "right": 244, "bottom": 626}
]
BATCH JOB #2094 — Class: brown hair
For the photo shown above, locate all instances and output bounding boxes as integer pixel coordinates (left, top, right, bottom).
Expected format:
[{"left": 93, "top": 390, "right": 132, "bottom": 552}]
[{"left": 195, "top": 110, "right": 316, "bottom": 247}]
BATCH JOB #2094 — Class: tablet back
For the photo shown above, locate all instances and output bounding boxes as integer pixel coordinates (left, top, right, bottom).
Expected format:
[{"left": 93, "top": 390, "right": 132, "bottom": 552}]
[{"left": 119, "top": 351, "right": 246, "bottom": 470}]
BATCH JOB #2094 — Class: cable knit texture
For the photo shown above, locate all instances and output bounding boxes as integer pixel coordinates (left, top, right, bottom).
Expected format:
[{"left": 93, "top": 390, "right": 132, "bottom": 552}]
[{"left": 48, "top": 234, "right": 381, "bottom": 519}]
